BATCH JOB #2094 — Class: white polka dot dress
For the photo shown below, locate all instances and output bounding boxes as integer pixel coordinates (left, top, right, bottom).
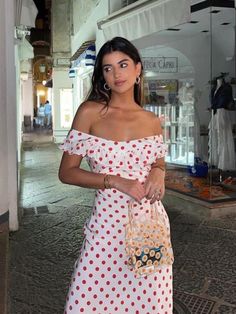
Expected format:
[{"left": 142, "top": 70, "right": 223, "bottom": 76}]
[{"left": 60, "top": 129, "right": 173, "bottom": 314}]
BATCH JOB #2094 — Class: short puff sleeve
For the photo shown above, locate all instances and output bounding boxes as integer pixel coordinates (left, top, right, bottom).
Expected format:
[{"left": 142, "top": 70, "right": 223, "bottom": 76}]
[
  {"left": 154, "top": 135, "right": 168, "bottom": 160},
  {"left": 59, "top": 129, "right": 90, "bottom": 157}
]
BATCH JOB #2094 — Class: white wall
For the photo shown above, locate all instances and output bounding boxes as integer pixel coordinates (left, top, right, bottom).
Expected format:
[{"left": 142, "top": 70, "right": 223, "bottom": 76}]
[
  {"left": 71, "top": 0, "right": 109, "bottom": 54},
  {"left": 22, "top": 74, "right": 34, "bottom": 122},
  {"left": 73, "top": 0, "right": 102, "bottom": 35},
  {"left": 15, "top": 45, "right": 22, "bottom": 166},
  {"left": 0, "top": 0, "right": 8, "bottom": 218},
  {"left": 53, "top": 68, "right": 73, "bottom": 143},
  {"left": 0, "top": 0, "right": 18, "bottom": 230}
]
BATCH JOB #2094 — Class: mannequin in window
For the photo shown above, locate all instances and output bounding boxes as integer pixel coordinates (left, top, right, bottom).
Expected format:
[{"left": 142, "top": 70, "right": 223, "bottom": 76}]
[
  {"left": 177, "top": 81, "right": 194, "bottom": 104},
  {"left": 210, "top": 76, "right": 234, "bottom": 114},
  {"left": 208, "top": 75, "right": 236, "bottom": 172}
]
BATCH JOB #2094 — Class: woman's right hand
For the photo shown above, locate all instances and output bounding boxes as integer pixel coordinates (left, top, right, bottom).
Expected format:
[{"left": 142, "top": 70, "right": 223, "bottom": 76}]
[{"left": 110, "top": 176, "right": 146, "bottom": 203}]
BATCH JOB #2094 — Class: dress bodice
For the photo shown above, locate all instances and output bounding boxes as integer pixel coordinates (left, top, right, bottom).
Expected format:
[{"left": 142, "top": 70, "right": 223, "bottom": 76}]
[{"left": 60, "top": 129, "right": 168, "bottom": 181}]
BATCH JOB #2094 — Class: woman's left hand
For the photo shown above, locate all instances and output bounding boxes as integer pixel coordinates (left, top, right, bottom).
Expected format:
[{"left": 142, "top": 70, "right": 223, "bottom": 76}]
[{"left": 143, "top": 168, "right": 165, "bottom": 204}]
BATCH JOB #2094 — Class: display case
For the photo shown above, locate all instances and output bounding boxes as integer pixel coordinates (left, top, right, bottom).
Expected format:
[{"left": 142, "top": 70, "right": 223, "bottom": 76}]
[{"left": 144, "top": 79, "right": 195, "bottom": 166}]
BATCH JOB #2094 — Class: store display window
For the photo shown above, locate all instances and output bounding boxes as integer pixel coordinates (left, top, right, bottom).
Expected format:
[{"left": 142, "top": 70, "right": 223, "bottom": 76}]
[{"left": 140, "top": 2, "right": 236, "bottom": 203}]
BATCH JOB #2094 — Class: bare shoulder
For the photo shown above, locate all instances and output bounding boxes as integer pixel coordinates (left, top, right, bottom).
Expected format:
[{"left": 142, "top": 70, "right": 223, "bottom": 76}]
[
  {"left": 139, "top": 109, "right": 162, "bottom": 135},
  {"left": 72, "top": 101, "right": 105, "bottom": 132}
]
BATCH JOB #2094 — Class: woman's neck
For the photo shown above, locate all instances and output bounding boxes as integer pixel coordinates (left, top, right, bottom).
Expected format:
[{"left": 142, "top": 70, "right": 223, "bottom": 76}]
[{"left": 109, "top": 90, "right": 138, "bottom": 110}]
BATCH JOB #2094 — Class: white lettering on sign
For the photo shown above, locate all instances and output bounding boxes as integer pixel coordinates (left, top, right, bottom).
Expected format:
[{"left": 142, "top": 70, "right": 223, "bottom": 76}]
[{"left": 142, "top": 57, "right": 178, "bottom": 73}]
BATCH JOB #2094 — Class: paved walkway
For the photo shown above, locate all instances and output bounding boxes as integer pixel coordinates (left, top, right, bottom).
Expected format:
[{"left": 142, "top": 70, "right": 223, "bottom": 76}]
[{"left": 8, "top": 131, "right": 236, "bottom": 313}]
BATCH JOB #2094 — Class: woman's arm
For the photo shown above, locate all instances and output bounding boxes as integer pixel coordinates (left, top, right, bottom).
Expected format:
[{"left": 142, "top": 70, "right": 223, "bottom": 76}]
[
  {"left": 59, "top": 153, "right": 105, "bottom": 189},
  {"left": 59, "top": 152, "right": 146, "bottom": 202},
  {"left": 144, "top": 116, "right": 166, "bottom": 203}
]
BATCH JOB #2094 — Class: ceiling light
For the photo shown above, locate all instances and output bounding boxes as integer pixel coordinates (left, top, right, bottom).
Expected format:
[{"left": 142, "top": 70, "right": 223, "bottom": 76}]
[
  {"left": 201, "top": 30, "right": 209, "bottom": 33},
  {"left": 210, "top": 10, "right": 220, "bottom": 14},
  {"left": 221, "top": 22, "right": 230, "bottom": 25},
  {"left": 189, "top": 21, "right": 199, "bottom": 24}
]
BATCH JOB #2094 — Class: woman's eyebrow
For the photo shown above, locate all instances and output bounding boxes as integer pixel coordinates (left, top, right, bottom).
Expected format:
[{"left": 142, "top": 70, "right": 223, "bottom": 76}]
[
  {"left": 102, "top": 64, "right": 111, "bottom": 68},
  {"left": 117, "top": 58, "right": 130, "bottom": 64},
  {"left": 102, "top": 58, "right": 130, "bottom": 68}
]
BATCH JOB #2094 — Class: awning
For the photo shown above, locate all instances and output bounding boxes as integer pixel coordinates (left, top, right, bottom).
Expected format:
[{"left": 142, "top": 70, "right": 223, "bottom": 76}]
[
  {"left": 71, "top": 41, "right": 96, "bottom": 68},
  {"left": 15, "top": 0, "right": 38, "bottom": 28},
  {"left": 98, "top": 0, "right": 191, "bottom": 41}
]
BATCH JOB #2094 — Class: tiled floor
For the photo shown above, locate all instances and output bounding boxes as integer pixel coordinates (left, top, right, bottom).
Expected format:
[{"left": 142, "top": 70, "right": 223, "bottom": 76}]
[{"left": 5, "top": 131, "right": 236, "bottom": 313}]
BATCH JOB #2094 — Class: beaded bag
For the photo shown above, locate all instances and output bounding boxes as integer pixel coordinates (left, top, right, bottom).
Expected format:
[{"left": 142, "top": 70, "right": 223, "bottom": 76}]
[{"left": 125, "top": 200, "right": 174, "bottom": 278}]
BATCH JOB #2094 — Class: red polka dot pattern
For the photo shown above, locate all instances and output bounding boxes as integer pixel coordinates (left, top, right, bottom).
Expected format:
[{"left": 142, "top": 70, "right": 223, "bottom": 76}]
[{"left": 61, "top": 130, "right": 172, "bottom": 313}]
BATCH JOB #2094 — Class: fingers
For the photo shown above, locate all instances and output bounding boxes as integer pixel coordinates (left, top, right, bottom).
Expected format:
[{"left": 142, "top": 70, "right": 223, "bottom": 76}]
[
  {"left": 144, "top": 183, "right": 153, "bottom": 200},
  {"left": 130, "top": 180, "right": 146, "bottom": 203},
  {"left": 146, "top": 185, "right": 161, "bottom": 200},
  {"left": 150, "top": 188, "right": 161, "bottom": 204}
]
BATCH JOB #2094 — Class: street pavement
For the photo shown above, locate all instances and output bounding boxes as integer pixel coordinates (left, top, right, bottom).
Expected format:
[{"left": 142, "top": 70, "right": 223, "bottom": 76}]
[{"left": 8, "top": 131, "right": 236, "bottom": 314}]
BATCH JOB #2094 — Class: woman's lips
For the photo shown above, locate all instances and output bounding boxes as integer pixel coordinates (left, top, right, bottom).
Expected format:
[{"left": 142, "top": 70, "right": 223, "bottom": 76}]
[{"left": 114, "top": 80, "right": 126, "bottom": 86}]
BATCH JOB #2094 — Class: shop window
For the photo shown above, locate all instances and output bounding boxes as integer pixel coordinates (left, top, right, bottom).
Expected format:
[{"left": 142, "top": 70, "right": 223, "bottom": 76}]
[
  {"left": 140, "top": 2, "right": 236, "bottom": 203},
  {"left": 141, "top": 49, "right": 195, "bottom": 166}
]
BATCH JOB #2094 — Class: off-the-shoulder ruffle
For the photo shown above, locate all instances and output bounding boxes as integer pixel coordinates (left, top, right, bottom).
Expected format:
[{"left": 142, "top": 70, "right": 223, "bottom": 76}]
[
  {"left": 59, "top": 130, "right": 93, "bottom": 157},
  {"left": 60, "top": 129, "right": 168, "bottom": 165}
]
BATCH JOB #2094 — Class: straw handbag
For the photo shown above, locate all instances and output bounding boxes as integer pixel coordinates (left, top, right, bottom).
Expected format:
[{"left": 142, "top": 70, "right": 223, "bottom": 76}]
[{"left": 125, "top": 200, "right": 174, "bottom": 278}]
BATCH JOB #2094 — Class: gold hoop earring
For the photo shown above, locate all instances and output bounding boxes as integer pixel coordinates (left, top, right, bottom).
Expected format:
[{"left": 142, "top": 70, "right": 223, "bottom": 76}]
[
  {"left": 135, "top": 76, "right": 141, "bottom": 85},
  {"left": 104, "top": 82, "right": 110, "bottom": 91}
]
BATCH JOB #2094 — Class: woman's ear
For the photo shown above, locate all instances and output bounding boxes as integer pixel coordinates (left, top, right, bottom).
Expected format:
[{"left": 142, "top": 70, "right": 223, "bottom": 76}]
[{"left": 136, "top": 62, "right": 142, "bottom": 76}]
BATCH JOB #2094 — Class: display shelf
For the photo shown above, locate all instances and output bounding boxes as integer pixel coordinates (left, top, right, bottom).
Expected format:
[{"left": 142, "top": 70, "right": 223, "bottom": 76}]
[{"left": 145, "top": 101, "right": 195, "bottom": 165}]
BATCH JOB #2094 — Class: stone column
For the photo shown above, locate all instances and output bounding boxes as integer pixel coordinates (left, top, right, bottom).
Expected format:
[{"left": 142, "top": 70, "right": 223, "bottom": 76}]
[{"left": 0, "top": 0, "right": 18, "bottom": 231}]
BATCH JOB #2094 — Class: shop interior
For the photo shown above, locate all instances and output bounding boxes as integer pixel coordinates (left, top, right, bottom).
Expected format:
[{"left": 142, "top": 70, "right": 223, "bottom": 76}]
[{"left": 138, "top": 2, "right": 236, "bottom": 203}]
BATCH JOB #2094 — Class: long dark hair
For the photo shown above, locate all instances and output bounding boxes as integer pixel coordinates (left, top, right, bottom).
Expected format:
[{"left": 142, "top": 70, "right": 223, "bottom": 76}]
[{"left": 87, "top": 37, "right": 143, "bottom": 107}]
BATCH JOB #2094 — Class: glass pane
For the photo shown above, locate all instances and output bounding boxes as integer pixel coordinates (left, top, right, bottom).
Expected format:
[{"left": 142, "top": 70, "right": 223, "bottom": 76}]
[
  {"left": 209, "top": 2, "right": 236, "bottom": 200},
  {"left": 138, "top": 1, "right": 236, "bottom": 202}
]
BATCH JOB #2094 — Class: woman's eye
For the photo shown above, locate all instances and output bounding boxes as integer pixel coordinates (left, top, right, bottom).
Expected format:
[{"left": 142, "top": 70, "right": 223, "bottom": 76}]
[
  {"left": 120, "top": 63, "right": 128, "bottom": 68},
  {"left": 103, "top": 66, "right": 112, "bottom": 73}
]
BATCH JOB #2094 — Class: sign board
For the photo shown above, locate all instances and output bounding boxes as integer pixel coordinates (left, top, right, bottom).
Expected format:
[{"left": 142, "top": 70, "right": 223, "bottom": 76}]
[{"left": 142, "top": 57, "right": 178, "bottom": 73}]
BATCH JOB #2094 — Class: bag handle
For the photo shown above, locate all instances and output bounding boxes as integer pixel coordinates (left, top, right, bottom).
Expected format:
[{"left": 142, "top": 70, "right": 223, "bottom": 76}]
[{"left": 128, "top": 199, "right": 158, "bottom": 223}]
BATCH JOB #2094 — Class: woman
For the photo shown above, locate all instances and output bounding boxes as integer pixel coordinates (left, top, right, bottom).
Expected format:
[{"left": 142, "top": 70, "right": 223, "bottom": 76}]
[{"left": 59, "top": 37, "right": 173, "bottom": 314}]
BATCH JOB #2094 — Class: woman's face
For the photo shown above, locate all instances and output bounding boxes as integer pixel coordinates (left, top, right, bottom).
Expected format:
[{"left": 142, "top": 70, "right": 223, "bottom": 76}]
[{"left": 102, "top": 51, "right": 141, "bottom": 94}]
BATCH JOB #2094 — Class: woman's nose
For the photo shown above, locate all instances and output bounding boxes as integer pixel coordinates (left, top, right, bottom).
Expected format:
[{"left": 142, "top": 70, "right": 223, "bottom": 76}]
[{"left": 113, "top": 67, "right": 121, "bottom": 78}]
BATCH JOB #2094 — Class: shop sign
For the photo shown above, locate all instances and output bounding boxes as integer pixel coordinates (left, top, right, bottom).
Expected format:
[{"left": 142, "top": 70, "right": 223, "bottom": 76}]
[{"left": 142, "top": 57, "right": 178, "bottom": 73}]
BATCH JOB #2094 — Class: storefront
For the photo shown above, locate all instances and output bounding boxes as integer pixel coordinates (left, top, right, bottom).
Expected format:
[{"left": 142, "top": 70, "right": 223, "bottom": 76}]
[{"left": 99, "top": 0, "right": 236, "bottom": 204}]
